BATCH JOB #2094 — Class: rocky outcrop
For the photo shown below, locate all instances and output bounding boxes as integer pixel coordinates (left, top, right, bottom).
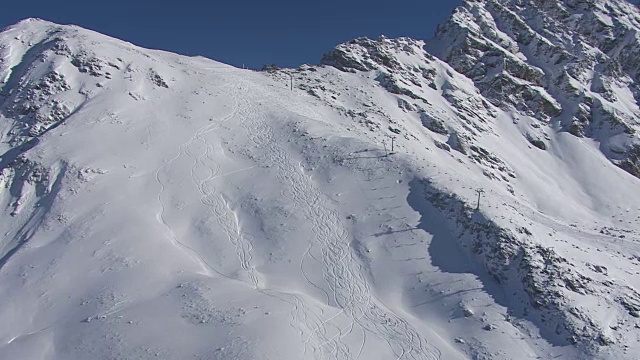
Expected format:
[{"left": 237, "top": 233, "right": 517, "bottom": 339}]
[
  {"left": 321, "top": 36, "right": 438, "bottom": 103},
  {"left": 317, "top": 36, "right": 508, "bottom": 181},
  {"left": 430, "top": 0, "right": 640, "bottom": 178}
]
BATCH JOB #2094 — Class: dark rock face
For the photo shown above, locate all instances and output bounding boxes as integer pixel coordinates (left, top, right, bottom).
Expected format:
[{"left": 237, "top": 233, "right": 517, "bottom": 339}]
[
  {"left": 614, "top": 144, "right": 640, "bottom": 178},
  {"left": 526, "top": 133, "right": 547, "bottom": 150},
  {"left": 1, "top": 67, "right": 73, "bottom": 139},
  {"left": 420, "top": 111, "right": 449, "bottom": 135}
]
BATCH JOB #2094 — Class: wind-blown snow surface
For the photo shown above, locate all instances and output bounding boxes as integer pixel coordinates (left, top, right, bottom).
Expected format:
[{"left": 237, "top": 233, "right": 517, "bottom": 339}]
[{"left": 1, "top": 15, "right": 640, "bottom": 360}]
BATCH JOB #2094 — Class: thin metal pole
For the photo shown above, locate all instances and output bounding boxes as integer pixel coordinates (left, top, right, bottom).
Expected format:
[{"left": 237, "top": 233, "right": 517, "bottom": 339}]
[{"left": 476, "top": 189, "right": 485, "bottom": 210}]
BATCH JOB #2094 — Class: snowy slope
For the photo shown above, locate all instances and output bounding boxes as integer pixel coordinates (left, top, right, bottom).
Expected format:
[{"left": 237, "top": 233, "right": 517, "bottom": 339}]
[{"left": 0, "top": 10, "right": 639, "bottom": 360}]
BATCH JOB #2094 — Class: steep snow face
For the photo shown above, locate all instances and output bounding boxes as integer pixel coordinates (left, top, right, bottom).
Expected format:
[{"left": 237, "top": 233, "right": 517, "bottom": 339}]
[
  {"left": 1, "top": 16, "right": 640, "bottom": 360},
  {"left": 429, "top": 0, "right": 640, "bottom": 178}
]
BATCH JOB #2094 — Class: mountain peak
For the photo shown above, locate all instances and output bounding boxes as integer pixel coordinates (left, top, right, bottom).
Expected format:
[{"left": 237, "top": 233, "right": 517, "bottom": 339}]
[{"left": 2, "top": 17, "right": 61, "bottom": 32}]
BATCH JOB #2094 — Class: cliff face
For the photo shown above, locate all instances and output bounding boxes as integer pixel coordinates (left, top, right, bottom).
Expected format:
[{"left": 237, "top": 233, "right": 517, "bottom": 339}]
[{"left": 429, "top": 0, "right": 640, "bottom": 177}]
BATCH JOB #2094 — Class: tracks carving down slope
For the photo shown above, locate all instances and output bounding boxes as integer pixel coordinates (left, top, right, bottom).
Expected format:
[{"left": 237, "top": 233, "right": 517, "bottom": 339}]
[
  {"left": 154, "top": 76, "right": 358, "bottom": 360},
  {"left": 234, "top": 77, "right": 442, "bottom": 360},
  {"left": 154, "top": 80, "right": 240, "bottom": 279}
]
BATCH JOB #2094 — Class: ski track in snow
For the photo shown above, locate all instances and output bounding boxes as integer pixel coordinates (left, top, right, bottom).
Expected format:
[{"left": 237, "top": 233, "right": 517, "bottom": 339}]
[
  {"left": 181, "top": 79, "right": 340, "bottom": 360},
  {"left": 154, "top": 73, "right": 359, "bottom": 360},
  {"left": 154, "top": 79, "right": 237, "bottom": 279},
  {"left": 153, "top": 70, "right": 442, "bottom": 359},
  {"left": 233, "top": 75, "right": 442, "bottom": 360}
]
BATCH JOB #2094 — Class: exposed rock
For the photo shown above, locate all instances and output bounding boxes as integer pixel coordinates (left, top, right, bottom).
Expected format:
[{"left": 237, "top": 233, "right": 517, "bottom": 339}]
[
  {"left": 397, "top": 98, "right": 415, "bottom": 112},
  {"left": 71, "top": 51, "right": 106, "bottom": 77},
  {"left": 1, "top": 66, "right": 75, "bottom": 139},
  {"left": 149, "top": 69, "right": 169, "bottom": 88},
  {"left": 434, "top": 140, "right": 451, "bottom": 152},
  {"left": 420, "top": 111, "right": 448, "bottom": 135},
  {"left": 447, "top": 131, "right": 469, "bottom": 155},
  {"left": 526, "top": 133, "right": 547, "bottom": 150},
  {"left": 613, "top": 144, "right": 640, "bottom": 178},
  {"left": 429, "top": 0, "right": 640, "bottom": 180}
]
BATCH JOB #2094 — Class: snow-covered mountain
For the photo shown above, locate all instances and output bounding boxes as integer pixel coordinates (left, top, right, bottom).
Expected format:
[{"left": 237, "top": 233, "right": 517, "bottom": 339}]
[{"left": 1, "top": 1, "right": 640, "bottom": 358}]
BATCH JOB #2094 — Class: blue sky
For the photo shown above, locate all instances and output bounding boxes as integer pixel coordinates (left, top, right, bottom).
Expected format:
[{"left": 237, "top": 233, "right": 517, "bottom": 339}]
[{"left": 0, "top": 0, "right": 462, "bottom": 69}]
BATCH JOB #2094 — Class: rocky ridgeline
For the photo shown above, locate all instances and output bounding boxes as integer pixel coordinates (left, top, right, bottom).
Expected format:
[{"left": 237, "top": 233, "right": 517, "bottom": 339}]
[
  {"left": 0, "top": 23, "right": 170, "bottom": 146},
  {"left": 321, "top": 36, "right": 439, "bottom": 102},
  {"left": 0, "top": 34, "right": 102, "bottom": 227},
  {"left": 1, "top": 37, "right": 94, "bottom": 141},
  {"left": 320, "top": 36, "right": 498, "bottom": 125},
  {"left": 321, "top": 36, "right": 498, "bottom": 123},
  {"left": 315, "top": 36, "right": 521, "bottom": 189},
  {"left": 429, "top": 0, "right": 640, "bottom": 178},
  {"left": 316, "top": 0, "right": 640, "bottom": 183},
  {"left": 308, "top": 0, "right": 640, "bottom": 191},
  {"left": 315, "top": 1, "right": 640, "bottom": 179}
]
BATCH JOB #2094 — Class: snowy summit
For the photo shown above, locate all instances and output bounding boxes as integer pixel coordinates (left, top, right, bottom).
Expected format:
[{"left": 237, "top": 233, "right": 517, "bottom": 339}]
[{"left": 2, "top": 1, "right": 640, "bottom": 359}]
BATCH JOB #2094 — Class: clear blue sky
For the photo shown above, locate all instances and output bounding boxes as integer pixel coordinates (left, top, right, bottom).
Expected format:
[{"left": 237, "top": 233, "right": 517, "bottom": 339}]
[{"left": 0, "top": 0, "right": 462, "bottom": 69}]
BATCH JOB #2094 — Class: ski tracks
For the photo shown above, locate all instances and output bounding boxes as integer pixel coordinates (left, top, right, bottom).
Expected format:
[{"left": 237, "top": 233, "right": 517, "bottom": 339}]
[
  {"left": 236, "top": 78, "right": 442, "bottom": 360},
  {"left": 155, "top": 75, "right": 350, "bottom": 360},
  {"left": 154, "top": 79, "right": 242, "bottom": 279},
  {"left": 154, "top": 71, "right": 442, "bottom": 359},
  {"left": 229, "top": 90, "right": 355, "bottom": 360}
]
